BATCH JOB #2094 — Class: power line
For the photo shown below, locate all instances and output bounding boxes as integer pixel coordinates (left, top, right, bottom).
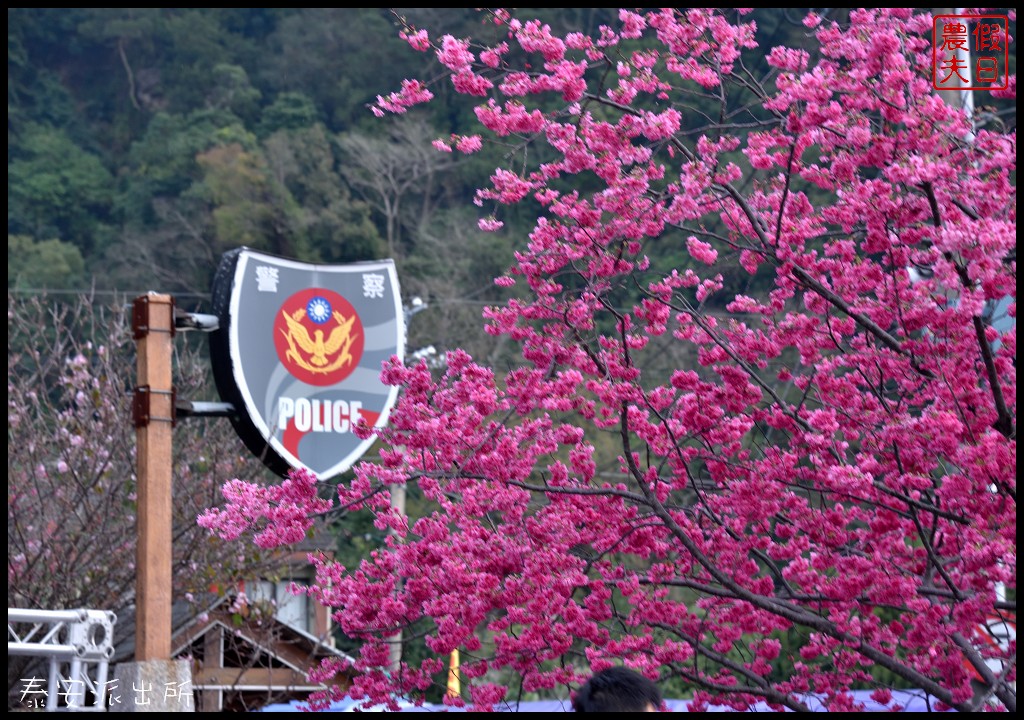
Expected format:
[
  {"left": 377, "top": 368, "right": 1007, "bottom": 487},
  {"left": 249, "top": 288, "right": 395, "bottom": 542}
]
[{"left": 8, "top": 287, "right": 212, "bottom": 300}]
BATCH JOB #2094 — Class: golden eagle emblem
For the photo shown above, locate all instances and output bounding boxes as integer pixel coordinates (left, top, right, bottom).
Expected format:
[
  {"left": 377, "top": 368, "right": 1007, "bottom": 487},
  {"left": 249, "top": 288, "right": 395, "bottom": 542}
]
[{"left": 280, "top": 308, "right": 359, "bottom": 375}]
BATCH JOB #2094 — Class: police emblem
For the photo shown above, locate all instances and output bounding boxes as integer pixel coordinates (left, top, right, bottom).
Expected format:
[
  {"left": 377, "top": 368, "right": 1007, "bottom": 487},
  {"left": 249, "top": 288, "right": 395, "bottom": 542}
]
[
  {"left": 209, "top": 248, "right": 404, "bottom": 480},
  {"left": 274, "top": 289, "right": 364, "bottom": 386}
]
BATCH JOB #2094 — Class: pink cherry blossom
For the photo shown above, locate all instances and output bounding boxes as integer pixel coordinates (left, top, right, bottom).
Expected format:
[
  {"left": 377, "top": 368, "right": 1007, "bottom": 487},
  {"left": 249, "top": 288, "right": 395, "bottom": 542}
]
[
  {"left": 399, "top": 28, "right": 430, "bottom": 52},
  {"left": 212, "top": 8, "right": 1016, "bottom": 714},
  {"left": 455, "top": 134, "right": 482, "bottom": 154}
]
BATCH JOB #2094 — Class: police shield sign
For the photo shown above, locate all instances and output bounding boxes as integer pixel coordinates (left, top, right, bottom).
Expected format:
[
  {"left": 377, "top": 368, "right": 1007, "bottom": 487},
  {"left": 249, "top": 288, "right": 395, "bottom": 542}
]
[{"left": 209, "top": 248, "right": 404, "bottom": 480}]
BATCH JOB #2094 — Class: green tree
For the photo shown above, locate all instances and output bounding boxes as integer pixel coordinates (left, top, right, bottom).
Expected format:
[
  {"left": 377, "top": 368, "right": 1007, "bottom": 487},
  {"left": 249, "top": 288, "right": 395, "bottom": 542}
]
[
  {"left": 264, "top": 8, "right": 421, "bottom": 129},
  {"left": 263, "top": 123, "right": 384, "bottom": 263},
  {"left": 7, "top": 124, "right": 115, "bottom": 254},
  {"left": 75, "top": 8, "right": 166, "bottom": 113},
  {"left": 7, "top": 235, "right": 86, "bottom": 290},
  {"left": 206, "top": 63, "right": 262, "bottom": 123},
  {"left": 197, "top": 139, "right": 307, "bottom": 258},
  {"left": 7, "top": 9, "right": 84, "bottom": 139},
  {"left": 100, "top": 109, "right": 247, "bottom": 294},
  {"left": 258, "top": 91, "right": 320, "bottom": 137}
]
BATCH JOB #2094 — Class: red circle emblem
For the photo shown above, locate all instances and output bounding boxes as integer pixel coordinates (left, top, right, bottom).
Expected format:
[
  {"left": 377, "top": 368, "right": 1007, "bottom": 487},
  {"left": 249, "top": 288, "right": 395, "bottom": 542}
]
[{"left": 273, "top": 289, "right": 364, "bottom": 386}]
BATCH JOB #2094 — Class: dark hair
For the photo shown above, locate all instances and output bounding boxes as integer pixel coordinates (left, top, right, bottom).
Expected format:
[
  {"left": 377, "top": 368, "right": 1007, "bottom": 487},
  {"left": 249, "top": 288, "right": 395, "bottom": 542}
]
[{"left": 572, "top": 666, "right": 663, "bottom": 712}]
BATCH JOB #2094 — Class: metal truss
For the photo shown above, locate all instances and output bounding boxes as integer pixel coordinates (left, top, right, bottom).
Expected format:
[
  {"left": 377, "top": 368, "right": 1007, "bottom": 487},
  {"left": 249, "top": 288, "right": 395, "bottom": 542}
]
[{"left": 8, "top": 608, "right": 117, "bottom": 712}]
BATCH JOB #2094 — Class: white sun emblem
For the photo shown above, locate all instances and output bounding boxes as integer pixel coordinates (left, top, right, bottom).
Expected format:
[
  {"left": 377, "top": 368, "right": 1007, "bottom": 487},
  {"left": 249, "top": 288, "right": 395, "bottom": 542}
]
[{"left": 306, "top": 296, "right": 333, "bottom": 324}]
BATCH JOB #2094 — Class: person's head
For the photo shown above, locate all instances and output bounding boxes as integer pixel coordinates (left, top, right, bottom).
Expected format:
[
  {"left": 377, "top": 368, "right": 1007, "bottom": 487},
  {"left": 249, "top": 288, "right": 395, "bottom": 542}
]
[{"left": 572, "top": 666, "right": 662, "bottom": 712}]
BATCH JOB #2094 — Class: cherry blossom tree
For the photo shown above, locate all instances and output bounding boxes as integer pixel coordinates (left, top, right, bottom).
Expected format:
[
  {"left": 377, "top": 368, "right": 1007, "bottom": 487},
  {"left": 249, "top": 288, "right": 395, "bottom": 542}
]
[
  {"left": 201, "top": 8, "right": 1016, "bottom": 712},
  {"left": 7, "top": 292, "right": 279, "bottom": 707}
]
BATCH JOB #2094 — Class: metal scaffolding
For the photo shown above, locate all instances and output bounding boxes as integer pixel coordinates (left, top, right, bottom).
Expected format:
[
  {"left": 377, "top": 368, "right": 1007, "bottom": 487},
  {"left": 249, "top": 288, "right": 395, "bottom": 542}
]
[{"left": 8, "top": 608, "right": 117, "bottom": 712}]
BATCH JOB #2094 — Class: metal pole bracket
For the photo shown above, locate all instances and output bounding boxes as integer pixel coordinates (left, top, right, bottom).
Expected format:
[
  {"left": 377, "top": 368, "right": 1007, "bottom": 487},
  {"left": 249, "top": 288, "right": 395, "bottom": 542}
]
[
  {"left": 132, "top": 385, "right": 177, "bottom": 428},
  {"left": 132, "top": 295, "right": 177, "bottom": 339}
]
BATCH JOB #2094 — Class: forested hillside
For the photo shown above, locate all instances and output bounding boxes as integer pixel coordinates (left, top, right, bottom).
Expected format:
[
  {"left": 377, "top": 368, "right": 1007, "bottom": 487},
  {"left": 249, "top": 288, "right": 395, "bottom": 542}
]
[
  {"left": 8, "top": 8, "right": 860, "bottom": 358},
  {"left": 8, "top": 9, "right": 621, "bottom": 357}
]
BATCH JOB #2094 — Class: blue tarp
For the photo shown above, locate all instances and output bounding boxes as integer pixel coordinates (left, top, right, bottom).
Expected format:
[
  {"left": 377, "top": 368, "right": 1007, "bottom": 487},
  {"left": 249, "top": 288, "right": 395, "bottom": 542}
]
[
  {"left": 257, "top": 689, "right": 952, "bottom": 712},
  {"left": 258, "top": 695, "right": 415, "bottom": 712}
]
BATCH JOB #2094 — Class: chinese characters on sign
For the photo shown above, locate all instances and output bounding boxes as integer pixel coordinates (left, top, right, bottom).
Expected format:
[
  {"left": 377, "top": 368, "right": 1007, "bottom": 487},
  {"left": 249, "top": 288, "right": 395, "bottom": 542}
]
[
  {"left": 933, "top": 14, "right": 1009, "bottom": 91},
  {"left": 362, "top": 272, "right": 386, "bottom": 299},
  {"left": 256, "top": 264, "right": 281, "bottom": 292},
  {"left": 18, "top": 677, "right": 194, "bottom": 709}
]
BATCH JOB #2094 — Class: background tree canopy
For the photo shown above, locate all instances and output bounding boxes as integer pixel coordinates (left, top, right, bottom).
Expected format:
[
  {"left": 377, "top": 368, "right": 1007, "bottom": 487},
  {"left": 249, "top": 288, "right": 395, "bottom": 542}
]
[
  {"left": 7, "top": 8, "right": 918, "bottom": 357},
  {"left": 9, "top": 7, "right": 549, "bottom": 360}
]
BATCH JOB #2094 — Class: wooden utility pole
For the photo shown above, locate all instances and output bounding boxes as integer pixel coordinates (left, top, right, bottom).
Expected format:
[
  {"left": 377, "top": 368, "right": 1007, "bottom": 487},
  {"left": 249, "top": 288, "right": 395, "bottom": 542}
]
[{"left": 132, "top": 293, "right": 176, "bottom": 661}]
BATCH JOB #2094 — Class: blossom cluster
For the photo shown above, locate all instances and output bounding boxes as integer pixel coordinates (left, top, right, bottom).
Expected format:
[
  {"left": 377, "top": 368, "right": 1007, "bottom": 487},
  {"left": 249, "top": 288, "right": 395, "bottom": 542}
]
[{"left": 209, "top": 8, "right": 1015, "bottom": 713}]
